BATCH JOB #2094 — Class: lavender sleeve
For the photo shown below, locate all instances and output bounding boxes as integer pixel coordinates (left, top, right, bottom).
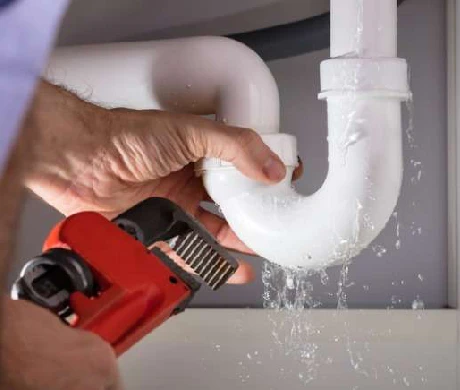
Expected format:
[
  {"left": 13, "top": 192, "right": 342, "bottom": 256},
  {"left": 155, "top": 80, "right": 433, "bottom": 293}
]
[{"left": 0, "top": 0, "right": 68, "bottom": 174}]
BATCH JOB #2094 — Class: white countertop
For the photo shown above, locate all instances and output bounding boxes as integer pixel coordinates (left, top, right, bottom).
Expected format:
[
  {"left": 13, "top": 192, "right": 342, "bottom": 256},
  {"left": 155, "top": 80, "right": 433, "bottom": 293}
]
[{"left": 119, "top": 309, "right": 458, "bottom": 389}]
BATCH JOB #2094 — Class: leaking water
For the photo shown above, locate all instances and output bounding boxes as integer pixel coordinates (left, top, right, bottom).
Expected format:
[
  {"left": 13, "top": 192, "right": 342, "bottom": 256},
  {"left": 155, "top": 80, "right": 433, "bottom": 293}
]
[
  {"left": 411, "top": 296, "right": 425, "bottom": 311},
  {"left": 258, "top": 63, "right": 426, "bottom": 388},
  {"left": 234, "top": 1, "right": 430, "bottom": 386}
]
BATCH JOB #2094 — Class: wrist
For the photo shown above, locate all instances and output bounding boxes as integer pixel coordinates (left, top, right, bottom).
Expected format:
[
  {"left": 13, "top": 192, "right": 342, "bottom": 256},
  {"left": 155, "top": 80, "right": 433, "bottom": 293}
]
[{"left": 25, "top": 81, "right": 111, "bottom": 197}]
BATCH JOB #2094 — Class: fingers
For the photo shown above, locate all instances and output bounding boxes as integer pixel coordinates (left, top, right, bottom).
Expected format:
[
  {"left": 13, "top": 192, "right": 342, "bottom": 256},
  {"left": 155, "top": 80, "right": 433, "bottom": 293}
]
[
  {"left": 78, "top": 333, "right": 121, "bottom": 390},
  {"left": 166, "top": 168, "right": 206, "bottom": 215},
  {"left": 196, "top": 208, "right": 255, "bottom": 254},
  {"left": 186, "top": 117, "right": 287, "bottom": 184},
  {"left": 228, "top": 259, "right": 255, "bottom": 284},
  {"left": 292, "top": 156, "right": 304, "bottom": 182},
  {"left": 3, "top": 297, "right": 124, "bottom": 390}
]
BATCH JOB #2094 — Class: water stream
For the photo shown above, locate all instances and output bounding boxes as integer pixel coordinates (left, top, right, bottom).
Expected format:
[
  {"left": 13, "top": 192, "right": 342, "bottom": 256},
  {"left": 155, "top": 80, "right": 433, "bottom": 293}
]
[
  {"left": 258, "top": 88, "right": 427, "bottom": 386},
  {"left": 257, "top": 2, "right": 427, "bottom": 378}
]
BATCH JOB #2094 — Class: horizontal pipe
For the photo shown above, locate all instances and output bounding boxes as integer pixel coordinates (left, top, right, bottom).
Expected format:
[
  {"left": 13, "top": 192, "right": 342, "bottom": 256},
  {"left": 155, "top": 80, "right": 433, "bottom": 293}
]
[{"left": 47, "top": 37, "right": 279, "bottom": 134}]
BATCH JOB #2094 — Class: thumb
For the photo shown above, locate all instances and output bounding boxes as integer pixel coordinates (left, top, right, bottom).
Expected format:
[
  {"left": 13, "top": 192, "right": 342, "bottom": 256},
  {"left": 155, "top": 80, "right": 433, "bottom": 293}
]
[{"left": 190, "top": 119, "right": 287, "bottom": 184}]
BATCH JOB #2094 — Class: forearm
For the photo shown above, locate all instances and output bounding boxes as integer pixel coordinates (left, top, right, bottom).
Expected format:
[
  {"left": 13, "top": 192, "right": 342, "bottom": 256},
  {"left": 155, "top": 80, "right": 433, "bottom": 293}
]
[{"left": 0, "top": 126, "right": 31, "bottom": 292}]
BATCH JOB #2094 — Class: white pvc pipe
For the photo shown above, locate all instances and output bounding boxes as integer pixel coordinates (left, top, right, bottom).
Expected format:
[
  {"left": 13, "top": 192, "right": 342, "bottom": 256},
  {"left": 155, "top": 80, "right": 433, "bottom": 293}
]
[
  {"left": 330, "top": 0, "right": 397, "bottom": 58},
  {"left": 204, "top": 98, "right": 404, "bottom": 268},
  {"left": 47, "top": 0, "right": 410, "bottom": 269},
  {"left": 47, "top": 37, "right": 280, "bottom": 134}
]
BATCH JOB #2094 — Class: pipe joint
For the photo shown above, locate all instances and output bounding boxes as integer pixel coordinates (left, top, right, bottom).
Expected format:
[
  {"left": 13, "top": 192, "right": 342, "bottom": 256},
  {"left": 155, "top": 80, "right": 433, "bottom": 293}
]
[
  {"left": 198, "top": 133, "right": 298, "bottom": 172},
  {"left": 319, "top": 58, "right": 411, "bottom": 100}
]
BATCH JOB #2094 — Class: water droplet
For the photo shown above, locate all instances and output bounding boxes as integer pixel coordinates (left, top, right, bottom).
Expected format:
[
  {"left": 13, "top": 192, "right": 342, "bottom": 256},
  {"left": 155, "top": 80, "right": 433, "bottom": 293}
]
[
  {"left": 363, "top": 285, "right": 370, "bottom": 291},
  {"left": 410, "top": 224, "right": 423, "bottom": 236},
  {"left": 247, "top": 353, "right": 252, "bottom": 360},
  {"left": 395, "top": 239, "right": 401, "bottom": 250},
  {"left": 286, "top": 276, "right": 295, "bottom": 290},
  {"left": 418, "top": 274, "right": 424, "bottom": 282},
  {"left": 403, "top": 376, "right": 410, "bottom": 387},
  {"left": 320, "top": 270, "right": 329, "bottom": 285},
  {"left": 363, "top": 214, "right": 374, "bottom": 230},
  {"left": 412, "top": 296, "right": 425, "bottom": 310},
  {"left": 372, "top": 245, "right": 387, "bottom": 258},
  {"left": 186, "top": 84, "right": 192, "bottom": 89}
]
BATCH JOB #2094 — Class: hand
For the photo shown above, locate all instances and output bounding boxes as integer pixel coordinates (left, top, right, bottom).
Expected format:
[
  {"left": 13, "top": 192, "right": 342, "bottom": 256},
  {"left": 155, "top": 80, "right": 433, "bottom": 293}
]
[
  {"left": 26, "top": 82, "right": 303, "bottom": 283},
  {"left": 0, "top": 298, "right": 122, "bottom": 390}
]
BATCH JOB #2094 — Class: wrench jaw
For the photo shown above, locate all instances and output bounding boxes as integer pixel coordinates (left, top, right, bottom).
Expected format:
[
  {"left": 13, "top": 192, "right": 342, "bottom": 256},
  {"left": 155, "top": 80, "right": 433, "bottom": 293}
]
[
  {"left": 169, "top": 230, "right": 237, "bottom": 290},
  {"left": 113, "top": 197, "right": 239, "bottom": 290}
]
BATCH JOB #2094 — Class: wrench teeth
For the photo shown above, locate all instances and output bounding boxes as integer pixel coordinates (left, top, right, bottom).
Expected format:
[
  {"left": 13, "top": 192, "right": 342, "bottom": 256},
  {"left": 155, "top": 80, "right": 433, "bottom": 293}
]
[
  {"left": 113, "top": 197, "right": 239, "bottom": 292},
  {"left": 171, "top": 231, "right": 237, "bottom": 290}
]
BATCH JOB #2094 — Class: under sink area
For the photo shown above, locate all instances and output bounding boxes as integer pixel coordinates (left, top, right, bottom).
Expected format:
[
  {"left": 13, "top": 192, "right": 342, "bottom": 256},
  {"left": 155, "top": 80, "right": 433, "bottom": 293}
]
[
  {"left": 13, "top": 0, "right": 459, "bottom": 388},
  {"left": 57, "top": 0, "right": 330, "bottom": 45}
]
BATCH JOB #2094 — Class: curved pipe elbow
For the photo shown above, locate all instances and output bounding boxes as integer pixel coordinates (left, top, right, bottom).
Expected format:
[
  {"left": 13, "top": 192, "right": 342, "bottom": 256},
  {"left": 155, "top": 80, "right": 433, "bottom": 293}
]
[
  {"left": 204, "top": 98, "right": 404, "bottom": 269},
  {"left": 151, "top": 36, "right": 280, "bottom": 134}
]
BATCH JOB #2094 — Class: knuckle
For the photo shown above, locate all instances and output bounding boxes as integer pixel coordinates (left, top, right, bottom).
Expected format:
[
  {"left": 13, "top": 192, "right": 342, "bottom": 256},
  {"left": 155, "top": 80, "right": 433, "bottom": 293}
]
[
  {"left": 186, "top": 124, "right": 206, "bottom": 158},
  {"left": 234, "top": 128, "right": 262, "bottom": 152}
]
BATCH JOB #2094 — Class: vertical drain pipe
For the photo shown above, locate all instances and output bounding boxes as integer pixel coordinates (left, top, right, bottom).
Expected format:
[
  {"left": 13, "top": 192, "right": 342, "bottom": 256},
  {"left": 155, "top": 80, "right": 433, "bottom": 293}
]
[
  {"left": 330, "top": 0, "right": 397, "bottom": 58},
  {"left": 204, "top": 0, "right": 411, "bottom": 268}
]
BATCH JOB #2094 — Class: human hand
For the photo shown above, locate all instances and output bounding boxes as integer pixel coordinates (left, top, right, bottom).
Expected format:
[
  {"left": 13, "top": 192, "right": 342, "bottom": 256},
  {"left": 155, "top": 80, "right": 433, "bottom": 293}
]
[
  {"left": 26, "top": 82, "right": 302, "bottom": 283},
  {"left": 0, "top": 298, "right": 122, "bottom": 390}
]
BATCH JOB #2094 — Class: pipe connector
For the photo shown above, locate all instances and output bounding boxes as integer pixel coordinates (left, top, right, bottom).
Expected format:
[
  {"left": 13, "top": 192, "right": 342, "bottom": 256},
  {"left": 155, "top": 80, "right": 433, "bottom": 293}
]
[{"left": 319, "top": 58, "right": 411, "bottom": 101}]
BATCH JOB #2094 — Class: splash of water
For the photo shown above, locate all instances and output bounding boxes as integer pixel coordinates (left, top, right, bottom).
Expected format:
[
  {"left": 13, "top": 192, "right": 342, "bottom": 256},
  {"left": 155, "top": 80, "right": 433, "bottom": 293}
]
[
  {"left": 411, "top": 296, "right": 425, "bottom": 311},
  {"left": 257, "top": 4, "right": 428, "bottom": 386},
  {"left": 262, "top": 263, "right": 321, "bottom": 383}
]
